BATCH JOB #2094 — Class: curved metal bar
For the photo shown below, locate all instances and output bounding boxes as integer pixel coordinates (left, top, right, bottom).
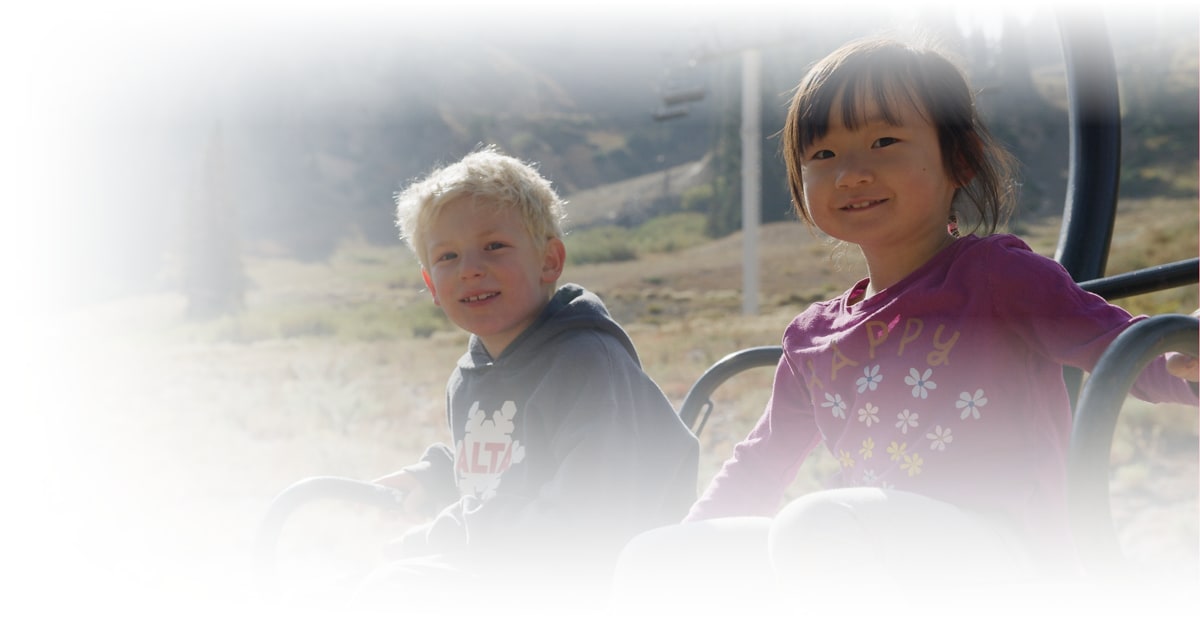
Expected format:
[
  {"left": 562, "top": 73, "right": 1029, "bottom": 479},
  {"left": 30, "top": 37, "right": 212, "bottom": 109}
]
[
  {"left": 677, "top": 345, "right": 782, "bottom": 434},
  {"left": 1068, "top": 314, "right": 1199, "bottom": 574},
  {"left": 1078, "top": 258, "right": 1199, "bottom": 301},
  {"left": 1052, "top": 9, "right": 1122, "bottom": 284},
  {"left": 1052, "top": 10, "right": 1124, "bottom": 406},
  {"left": 254, "top": 476, "right": 406, "bottom": 592}
]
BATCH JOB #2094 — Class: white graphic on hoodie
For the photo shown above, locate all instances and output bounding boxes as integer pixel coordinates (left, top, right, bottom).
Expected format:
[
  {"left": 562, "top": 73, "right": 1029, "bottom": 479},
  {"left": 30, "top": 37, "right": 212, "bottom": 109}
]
[{"left": 455, "top": 400, "right": 525, "bottom": 500}]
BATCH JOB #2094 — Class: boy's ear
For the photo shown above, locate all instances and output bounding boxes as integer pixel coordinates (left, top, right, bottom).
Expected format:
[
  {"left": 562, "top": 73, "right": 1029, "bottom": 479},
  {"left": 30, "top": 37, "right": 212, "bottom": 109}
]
[
  {"left": 541, "top": 237, "right": 566, "bottom": 284},
  {"left": 421, "top": 268, "right": 441, "bottom": 306}
]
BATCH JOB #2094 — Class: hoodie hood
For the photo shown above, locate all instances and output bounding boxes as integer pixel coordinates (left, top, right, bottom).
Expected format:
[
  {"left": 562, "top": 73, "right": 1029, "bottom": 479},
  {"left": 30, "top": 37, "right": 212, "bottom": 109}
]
[
  {"left": 457, "top": 283, "right": 640, "bottom": 371},
  {"left": 419, "top": 282, "right": 699, "bottom": 569}
]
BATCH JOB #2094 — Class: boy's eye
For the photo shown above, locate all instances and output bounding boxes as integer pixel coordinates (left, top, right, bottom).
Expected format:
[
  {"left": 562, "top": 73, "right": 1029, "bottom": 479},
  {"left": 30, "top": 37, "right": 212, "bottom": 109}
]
[
  {"left": 484, "top": 241, "right": 508, "bottom": 251},
  {"left": 872, "top": 137, "right": 899, "bottom": 148},
  {"left": 435, "top": 251, "right": 457, "bottom": 262}
]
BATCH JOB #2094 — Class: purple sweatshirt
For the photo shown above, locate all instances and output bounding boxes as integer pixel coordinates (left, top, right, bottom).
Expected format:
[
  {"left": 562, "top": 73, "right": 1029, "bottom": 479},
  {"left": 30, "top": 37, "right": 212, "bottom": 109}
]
[{"left": 687, "top": 234, "right": 1196, "bottom": 563}]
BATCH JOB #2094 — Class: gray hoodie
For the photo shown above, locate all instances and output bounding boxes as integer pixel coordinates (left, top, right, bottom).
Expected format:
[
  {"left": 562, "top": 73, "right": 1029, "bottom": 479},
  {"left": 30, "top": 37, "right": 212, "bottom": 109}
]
[{"left": 401, "top": 283, "right": 699, "bottom": 576}]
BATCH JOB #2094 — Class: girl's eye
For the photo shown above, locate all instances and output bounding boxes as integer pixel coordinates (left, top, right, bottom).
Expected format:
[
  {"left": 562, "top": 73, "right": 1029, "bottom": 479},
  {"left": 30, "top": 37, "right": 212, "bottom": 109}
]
[
  {"left": 435, "top": 251, "right": 457, "bottom": 262},
  {"left": 808, "top": 148, "right": 834, "bottom": 161},
  {"left": 484, "top": 242, "right": 508, "bottom": 251},
  {"left": 872, "top": 137, "right": 899, "bottom": 148}
]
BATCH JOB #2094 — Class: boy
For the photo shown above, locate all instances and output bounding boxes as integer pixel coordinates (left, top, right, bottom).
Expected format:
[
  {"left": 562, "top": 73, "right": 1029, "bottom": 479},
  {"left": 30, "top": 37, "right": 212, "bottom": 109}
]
[{"left": 373, "top": 146, "right": 698, "bottom": 592}]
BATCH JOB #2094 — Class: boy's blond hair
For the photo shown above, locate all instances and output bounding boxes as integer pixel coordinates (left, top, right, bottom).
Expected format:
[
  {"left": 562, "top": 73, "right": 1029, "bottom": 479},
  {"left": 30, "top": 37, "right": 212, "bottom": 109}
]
[{"left": 395, "top": 146, "right": 567, "bottom": 269}]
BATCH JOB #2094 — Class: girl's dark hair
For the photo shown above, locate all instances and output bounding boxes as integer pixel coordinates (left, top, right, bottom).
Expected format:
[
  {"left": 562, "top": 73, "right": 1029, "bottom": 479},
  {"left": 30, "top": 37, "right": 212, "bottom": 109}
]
[{"left": 781, "top": 37, "right": 1017, "bottom": 235}]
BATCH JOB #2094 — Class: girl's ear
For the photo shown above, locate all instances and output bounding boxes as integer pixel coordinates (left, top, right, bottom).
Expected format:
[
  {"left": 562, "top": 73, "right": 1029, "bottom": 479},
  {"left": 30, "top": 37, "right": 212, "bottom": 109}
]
[
  {"left": 421, "top": 268, "right": 441, "bottom": 306},
  {"left": 953, "top": 132, "right": 982, "bottom": 187},
  {"left": 541, "top": 237, "right": 566, "bottom": 284},
  {"left": 954, "top": 155, "right": 976, "bottom": 188}
]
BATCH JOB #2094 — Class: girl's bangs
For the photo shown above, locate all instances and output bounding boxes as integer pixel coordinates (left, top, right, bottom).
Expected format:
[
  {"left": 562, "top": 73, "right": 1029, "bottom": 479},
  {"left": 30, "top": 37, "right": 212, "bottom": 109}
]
[{"left": 799, "top": 64, "right": 925, "bottom": 150}]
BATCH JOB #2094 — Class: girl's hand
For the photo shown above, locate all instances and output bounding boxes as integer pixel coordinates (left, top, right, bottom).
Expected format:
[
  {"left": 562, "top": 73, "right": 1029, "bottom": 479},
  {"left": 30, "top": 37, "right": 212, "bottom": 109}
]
[
  {"left": 1166, "top": 352, "right": 1199, "bottom": 383},
  {"left": 1166, "top": 309, "right": 1200, "bottom": 383}
]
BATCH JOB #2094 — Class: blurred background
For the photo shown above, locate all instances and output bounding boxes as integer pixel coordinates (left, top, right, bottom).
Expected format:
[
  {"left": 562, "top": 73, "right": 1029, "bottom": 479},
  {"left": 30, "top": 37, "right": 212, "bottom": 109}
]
[
  {"left": 18, "top": 1, "right": 1195, "bottom": 313},
  {"left": 7, "top": 0, "right": 1197, "bottom": 627}
]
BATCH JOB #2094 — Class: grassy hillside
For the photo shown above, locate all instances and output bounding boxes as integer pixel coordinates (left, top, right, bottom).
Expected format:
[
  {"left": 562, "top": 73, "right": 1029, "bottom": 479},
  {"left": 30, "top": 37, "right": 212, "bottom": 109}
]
[{"left": 26, "top": 195, "right": 1199, "bottom": 609}]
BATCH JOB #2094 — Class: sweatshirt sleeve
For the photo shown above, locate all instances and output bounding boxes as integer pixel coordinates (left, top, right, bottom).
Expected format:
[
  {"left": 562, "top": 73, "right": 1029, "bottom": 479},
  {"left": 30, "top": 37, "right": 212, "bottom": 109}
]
[
  {"left": 399, "top": 443, "right": 459, "bottom": 513},
  {"left": 686, "top": 350, "right": 822, "bottom": 521},
  {"left": 985, "top": 236, "right": 1197, "bottom": 406},
  {"left": 417, "top": 331, "right": 698, "bottom": 567}
]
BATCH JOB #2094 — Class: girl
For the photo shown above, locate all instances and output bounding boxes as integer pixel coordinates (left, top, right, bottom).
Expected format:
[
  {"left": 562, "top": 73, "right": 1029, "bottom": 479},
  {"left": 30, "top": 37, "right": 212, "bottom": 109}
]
[{"left": 616, "top": 36, "right": 1198, "bottom": 595}]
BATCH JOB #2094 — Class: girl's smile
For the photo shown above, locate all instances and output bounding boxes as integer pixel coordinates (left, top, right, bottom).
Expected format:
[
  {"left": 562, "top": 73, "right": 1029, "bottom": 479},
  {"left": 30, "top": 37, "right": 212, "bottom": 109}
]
[{"left": 841, "top": 198, "right": 889, "bottom": 211}]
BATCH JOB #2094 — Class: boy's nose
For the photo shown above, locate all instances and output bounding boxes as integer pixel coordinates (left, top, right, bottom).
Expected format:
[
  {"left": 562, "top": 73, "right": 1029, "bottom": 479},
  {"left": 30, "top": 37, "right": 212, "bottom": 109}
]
[{"left": 458, "top": 253, "right": 485, "bottom": 278}]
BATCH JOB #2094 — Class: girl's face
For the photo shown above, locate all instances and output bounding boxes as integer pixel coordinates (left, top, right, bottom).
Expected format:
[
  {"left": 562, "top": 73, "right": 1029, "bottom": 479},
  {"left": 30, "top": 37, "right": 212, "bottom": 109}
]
[
  {"left": 799, "top": 90, "right": 958, "bottom": 255},
  {"left": 421, "top": 196, "right": 564, "bottom": 358}
]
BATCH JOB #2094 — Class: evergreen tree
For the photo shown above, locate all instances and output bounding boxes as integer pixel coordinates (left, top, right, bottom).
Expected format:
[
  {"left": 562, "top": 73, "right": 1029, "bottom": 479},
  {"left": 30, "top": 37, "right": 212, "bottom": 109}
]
[
  {"left": 706, "top": 56, "right": 742, "bottom": 238},
  {"left": 182, "top": 124, "right": 245, "bottom": 319}
]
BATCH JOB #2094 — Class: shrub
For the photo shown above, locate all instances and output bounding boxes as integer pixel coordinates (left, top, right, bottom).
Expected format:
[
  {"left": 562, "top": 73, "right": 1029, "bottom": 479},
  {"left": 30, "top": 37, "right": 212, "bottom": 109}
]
[
  {"left": 564, "top": 226, "right": 638, "bottom": 264},
  {"left": 565, "top": 212, "right": 712, "bottom": 264},
  {"left": 632, "top": 212, "right": 708, "bottom": 254}
]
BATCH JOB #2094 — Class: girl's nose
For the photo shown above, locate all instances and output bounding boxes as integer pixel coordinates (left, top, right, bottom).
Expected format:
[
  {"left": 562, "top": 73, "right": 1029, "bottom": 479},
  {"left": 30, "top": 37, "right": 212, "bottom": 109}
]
[{"left": 835, "top": 158, "right": 874, "bottom": 188}]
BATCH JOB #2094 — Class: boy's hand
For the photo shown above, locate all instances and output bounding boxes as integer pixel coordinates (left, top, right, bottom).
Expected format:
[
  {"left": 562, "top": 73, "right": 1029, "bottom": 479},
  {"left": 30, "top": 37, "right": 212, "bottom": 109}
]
[{"left": 373, "top": 470, "right": 433, "bottom": 521}]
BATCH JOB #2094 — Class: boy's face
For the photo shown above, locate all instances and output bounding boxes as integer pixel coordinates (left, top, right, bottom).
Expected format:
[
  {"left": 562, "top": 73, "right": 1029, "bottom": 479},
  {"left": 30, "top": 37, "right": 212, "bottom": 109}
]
[{"left": 421, "top": 196, "right": 564, "bottom": 358}]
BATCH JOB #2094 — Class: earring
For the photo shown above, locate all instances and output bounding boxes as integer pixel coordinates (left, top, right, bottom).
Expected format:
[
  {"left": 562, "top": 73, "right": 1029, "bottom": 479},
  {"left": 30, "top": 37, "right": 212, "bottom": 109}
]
[{"left": 947, "top": 214, "right": 960, "bottom": 238}]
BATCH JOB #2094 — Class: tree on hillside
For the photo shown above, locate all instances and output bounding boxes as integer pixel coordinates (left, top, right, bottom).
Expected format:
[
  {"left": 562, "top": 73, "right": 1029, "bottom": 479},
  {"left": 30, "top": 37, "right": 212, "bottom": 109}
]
[
  {"left": 1114, "top": 17, "right": 1200, "bottom": 197},
  {"left": 705, "top": 52, "right": 794, "bottom": 239},
  {"left": 181, "top": 124, "right": 245, "bottom": 319},
  {"left": 997, "top": 14, "right": 1038, "bottom": 102},
  {"left": 706, "top": 58, "right": 742, "bottom": 238},
  {"left": 975, "top": 15, "right": 1070, "bottom": 218}
]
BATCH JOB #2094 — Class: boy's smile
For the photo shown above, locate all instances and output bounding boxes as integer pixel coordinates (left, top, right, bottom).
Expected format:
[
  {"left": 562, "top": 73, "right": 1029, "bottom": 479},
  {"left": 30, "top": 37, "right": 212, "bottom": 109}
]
[
  {"left": 463, "top": 292, "right": 499, "bottom": 303},
  {"left": 422, "top": 196, "right": 564, "bottom": 358}
]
